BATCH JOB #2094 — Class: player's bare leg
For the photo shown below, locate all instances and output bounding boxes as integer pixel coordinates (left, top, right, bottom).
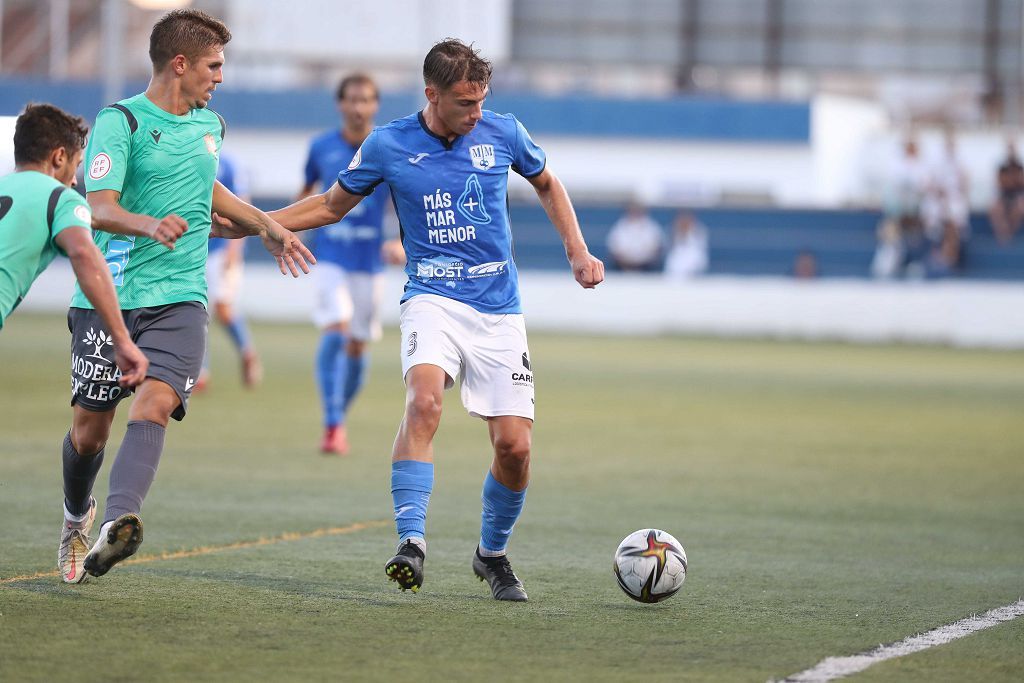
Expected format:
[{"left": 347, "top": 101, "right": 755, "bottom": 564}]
[
  {"left": 385, "top": 364, "right": 446, "bottom": 591},
  {"left": 473, "top": 416, "right": 531, "bottom": 601},
  {"left": 84, "top": 380, "right": 178, "bottom": 577}
]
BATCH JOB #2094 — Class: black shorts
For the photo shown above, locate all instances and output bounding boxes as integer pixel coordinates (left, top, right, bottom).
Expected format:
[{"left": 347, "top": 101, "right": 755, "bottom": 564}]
[{"left": 68, "top": 301, "right": 208, "bottom": 421}]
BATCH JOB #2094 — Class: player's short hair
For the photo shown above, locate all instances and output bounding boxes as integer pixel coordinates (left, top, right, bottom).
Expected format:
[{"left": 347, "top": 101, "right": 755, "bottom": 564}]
[
  {"left": 336, "top": 73, "right": 379, "bottom": 102},
  {"left": 13, "top": 103, "right": 88, "bottom": 166},
  {"left": 423, "top": 39, "right": 492, "bottom": 91},
  {"left": 149, "top": 9, "right": 231, "bottom": 68}
]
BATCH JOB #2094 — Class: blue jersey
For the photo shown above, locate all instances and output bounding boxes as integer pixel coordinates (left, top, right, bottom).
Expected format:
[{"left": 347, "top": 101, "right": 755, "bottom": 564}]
[
  {"left": 305, "top": 129, "right": 390, "bottom": 273},
  {"left": 339, "top": 111, "right": 546, "bottom": 314},
  {"left": 209, "top": 153, "right": 247, "bottom": 254}
]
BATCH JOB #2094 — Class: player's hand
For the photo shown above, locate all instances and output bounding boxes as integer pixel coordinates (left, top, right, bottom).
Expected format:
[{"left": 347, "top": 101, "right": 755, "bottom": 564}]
[
  {"left": 570, "top": 251, "right": 605, "bottom": 289},
  {"left": 113, "top": 338, "right": 149, "bottom": 388},
  {"left": 210, "top": 212, "right": 250, "bottom": 239},
  {"left": 382, "top": 239, "right": 406, "bottom": 266},
  {"left": 260, "top": 220, "right": 316, "bottom": 277},
  {"left": 146, "top": 214, "right": 188, "bottom": 249}
]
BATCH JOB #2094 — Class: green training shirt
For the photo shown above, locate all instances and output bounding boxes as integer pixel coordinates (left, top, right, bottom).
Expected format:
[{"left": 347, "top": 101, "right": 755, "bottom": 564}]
[
  {"left": 0, "top": 171, "right": 92, "bottom": 329},
  {"left": 71, "top": 92, "right": 224, "bottom": 310}
]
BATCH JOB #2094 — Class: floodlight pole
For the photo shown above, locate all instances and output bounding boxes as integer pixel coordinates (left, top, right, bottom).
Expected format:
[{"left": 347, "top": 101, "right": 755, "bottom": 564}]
[{"left": 102, "top": 0, "right": 125, "bottom": 105}]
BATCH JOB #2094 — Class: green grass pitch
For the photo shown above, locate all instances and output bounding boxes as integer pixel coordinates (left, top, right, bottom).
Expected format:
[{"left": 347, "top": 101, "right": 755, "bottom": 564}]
[{"left": 2, "top": 313, "right": 1022, "bottom": 682}]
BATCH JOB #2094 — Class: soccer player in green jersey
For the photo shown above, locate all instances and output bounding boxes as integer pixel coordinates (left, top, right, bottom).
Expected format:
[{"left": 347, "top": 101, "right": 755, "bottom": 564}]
[
  {"left": 0, "top": 104, "right": 149, "bottom": 584},
  {"left": 59, "top": 9, "right": 314, "bottom": 583},
  {"left": 0, "top": 103, "right": 148, "bottom": 387}
]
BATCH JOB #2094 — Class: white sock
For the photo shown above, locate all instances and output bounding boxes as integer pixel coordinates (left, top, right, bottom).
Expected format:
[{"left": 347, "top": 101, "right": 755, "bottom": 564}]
[
  {"left": 477, "top": 543, "right": 506, "bottom": 558},
  {"left": 64, "top": 503, "right": 90, "bottom": 524}
]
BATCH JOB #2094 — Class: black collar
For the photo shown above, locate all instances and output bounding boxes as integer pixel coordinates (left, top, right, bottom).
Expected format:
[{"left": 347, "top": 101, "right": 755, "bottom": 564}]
[{"left": 418, "top": 111, "right": 459, "bottom": 150}]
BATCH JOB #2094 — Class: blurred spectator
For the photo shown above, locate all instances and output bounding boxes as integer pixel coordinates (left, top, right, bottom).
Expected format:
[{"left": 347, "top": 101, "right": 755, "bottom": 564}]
[
  {"left": 791, "top": 249, "right": 819, "bottom": 279},
  {"left": 871, "top": 217, "right": 904, "bottom": 279},
  {"left": 921, "top": 130, "right": 970, "bottom": 274},
  {"left": 885, "top": 138, "right": 930, "bottom": 277},
  {"left": 606, "top": 201, "right": 665, "bottom": 271},
  {"left": 663, "top": 210, "right": 708, "bottom": 280},
  {"left": 988, "top": 140, "right": 1024, "bottom": 245}
]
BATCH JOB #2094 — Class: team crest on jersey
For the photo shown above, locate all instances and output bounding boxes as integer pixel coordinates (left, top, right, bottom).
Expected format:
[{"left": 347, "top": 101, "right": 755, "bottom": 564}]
[
  {"left": 468, "top": 144, "right": 495, "bottom": 170},
  {"left": 204, "top": 133, "right": 218, "bottom": 157},
  {"left": 349, "top": 146, "right": 362, "bottom": 170},
  {"left": 73, "top": 204, "right": 92, "bottom": 228},
  {"left": 89, "top": 153, "right": 111, "bottom": 180}
]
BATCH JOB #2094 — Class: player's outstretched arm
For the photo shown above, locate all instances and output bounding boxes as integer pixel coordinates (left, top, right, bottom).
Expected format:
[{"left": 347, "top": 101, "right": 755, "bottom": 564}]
[
  {"left": 212, "top": 179, "right": 316, "bottom": 278},
  {"left": 268, "top": 182, "right": 363, "bottom": 232},
  {"left": 528, "top": 168, "right": 605, "bottom": 289},
  {"left": 87, "top": 189, "right": 187, "bottom": 250},
  {"left": 56, "top": 227, "right": 148, "bottom": 387}
]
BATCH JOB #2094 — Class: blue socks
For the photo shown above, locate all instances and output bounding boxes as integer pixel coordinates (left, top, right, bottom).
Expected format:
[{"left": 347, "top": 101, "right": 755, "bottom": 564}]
[
  {"left": 224, "top": 317, "right": 251, "bottom": 353},
  {"left": 316, "top": 330, "right": 346, "bottom": 427},
  {"left": 390, "top": 464, "right": 526, "bottom": 553},
  {"left": 341, "top": 353, "right": 367, "bottom": 414},
  {"left": 391, "top": 460, "right": 433, "bottom": 543},
  {"left": 317, "top": 332, "right": 369, "bottom": 427},
  {"left": 479, "top": 471, "right": 527, "bottom": 555}
]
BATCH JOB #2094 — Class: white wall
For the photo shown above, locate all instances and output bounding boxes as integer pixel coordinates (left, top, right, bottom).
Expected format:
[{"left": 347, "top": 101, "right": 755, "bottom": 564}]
[{"left": 19, "top": 263, "right": 1024, "bottom": 349}]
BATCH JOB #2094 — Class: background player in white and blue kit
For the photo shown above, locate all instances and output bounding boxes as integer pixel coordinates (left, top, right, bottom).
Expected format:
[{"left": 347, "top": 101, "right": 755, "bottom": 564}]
[
  {"left": 200, "top": 151, "right": 261, "bottom": 391},
  {"left": 260, "top": 39, "right": 604, "bottom": 601},
  {"left": 297, "top": 74, "right": 403, "bottom": 455}
]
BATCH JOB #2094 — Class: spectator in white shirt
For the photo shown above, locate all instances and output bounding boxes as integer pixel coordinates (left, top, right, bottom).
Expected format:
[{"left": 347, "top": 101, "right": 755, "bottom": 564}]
[
  {"left": 663, "top": 210, "right": 708, "bottom": 280},
  {"left": 606, "top": 201, "right": 665, "bottom": 271}
]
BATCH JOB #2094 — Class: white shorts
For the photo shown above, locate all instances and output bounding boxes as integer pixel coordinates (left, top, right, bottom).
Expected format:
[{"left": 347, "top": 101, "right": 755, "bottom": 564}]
[
  {"left": 399, "top": 294, "right": 534, "bottom": 421},
  {"left": 313, "top": 262, "right": 383, "bottom": 341},
  {"left": 206, "top": 248, "right": 242, "bottom": 305}
]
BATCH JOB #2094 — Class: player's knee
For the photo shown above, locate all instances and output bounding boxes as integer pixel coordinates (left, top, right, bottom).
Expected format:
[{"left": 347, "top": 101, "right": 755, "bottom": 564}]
[
  {"left": 70, "top": 424, "right": 109, "bottom": 456},
  {"left": 405, "top": 390, "right": 442, "bottom": 430},
  {"left": 493, "top": 433, "right": 531, "bottom": 470}
]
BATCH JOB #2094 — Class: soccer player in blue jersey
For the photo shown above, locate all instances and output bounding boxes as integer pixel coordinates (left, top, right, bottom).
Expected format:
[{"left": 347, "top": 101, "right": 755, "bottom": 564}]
[
  {"left": 246, "top": 39, "right": 604, "bottom": 600},
  {"left": 199, "top": 151, "right": 262, "bottom": 392},
  {"left": 297, "top": 74, "right": 403, "bottom": 455}
]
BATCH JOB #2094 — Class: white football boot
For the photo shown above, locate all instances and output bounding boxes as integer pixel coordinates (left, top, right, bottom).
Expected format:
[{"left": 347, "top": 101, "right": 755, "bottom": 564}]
[
  {"left": 84, "top": 513, "right": 144, "bottom": 577},
  {"left": 58, "top": 497, "right": 96, "bottom": 584}
]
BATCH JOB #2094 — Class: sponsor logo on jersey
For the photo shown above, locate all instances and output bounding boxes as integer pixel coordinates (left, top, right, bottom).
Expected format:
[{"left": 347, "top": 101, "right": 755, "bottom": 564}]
[
  {"left": 89, "top": 153, "right": 111, "bottom": 180},
  {"left": 150, "top": 129, "right": 161, "bottom": 144},
  {"left": 348, "top": 146, "right": 363, "bottom": 170},
  {"left": 522, "top": 352, "right": 531, "bottom": 371},
  {"left": 408, "top": 152, "right": 430, "bottom": 164},
  {"left": 466, "top": 260, "right": 508, "bottom": 277},
  {"left": 73, "top": 204, "right": 92, "bottom": 228},
  {"left": 416, "top": 256, "right": 465, "bottom": 280},
  {"left": 469, "top": 144, "right": 495, "bottom": 170}
]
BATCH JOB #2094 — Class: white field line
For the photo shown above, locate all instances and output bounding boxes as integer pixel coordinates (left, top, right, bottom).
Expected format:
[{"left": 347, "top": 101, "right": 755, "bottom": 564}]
[{"left": 775, "top": 598, "right": 1024, "bottom": 682}]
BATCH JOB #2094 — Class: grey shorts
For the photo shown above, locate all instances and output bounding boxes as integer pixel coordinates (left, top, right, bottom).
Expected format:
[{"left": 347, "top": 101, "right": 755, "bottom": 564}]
[{"left": 68, "top": 301, "right": 208, "bottom": 421}]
